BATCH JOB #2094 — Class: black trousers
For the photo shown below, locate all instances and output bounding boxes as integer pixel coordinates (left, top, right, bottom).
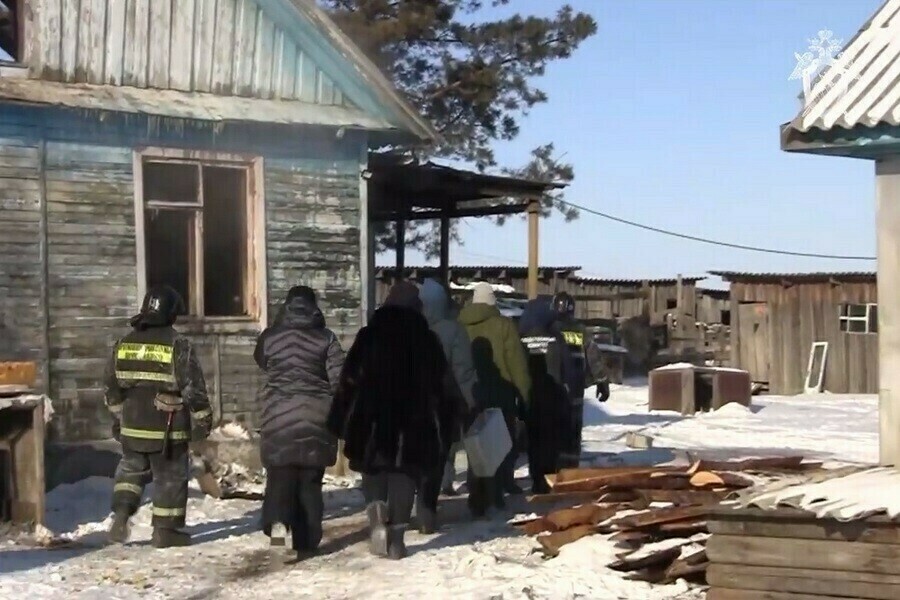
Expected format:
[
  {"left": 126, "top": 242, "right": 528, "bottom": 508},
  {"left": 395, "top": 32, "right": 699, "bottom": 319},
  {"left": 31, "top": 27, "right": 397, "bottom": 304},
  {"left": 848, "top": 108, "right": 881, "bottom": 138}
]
[
  {"left": 361, "top": 471, "right": 416, "bottom": 525},
  {"left": 261, "top": 466, "right": 326, "bottom": 551},
  {"left": 417, "top": 452, "right": 447, "bottom": 527},
  {"left": 558, "top": 397, "right": 584, "bottom": 469},
  {"left": 112, "top": 444, "right": 189, "bottom": 529}
]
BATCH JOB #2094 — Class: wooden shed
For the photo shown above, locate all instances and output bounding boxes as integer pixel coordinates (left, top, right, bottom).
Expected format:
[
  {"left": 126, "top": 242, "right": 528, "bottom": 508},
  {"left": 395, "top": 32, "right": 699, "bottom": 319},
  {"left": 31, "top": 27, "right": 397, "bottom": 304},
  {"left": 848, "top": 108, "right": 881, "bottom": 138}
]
[
  {"left": 707, "top": 468, "right": 900, "bottom": 600},
  {"left": 0, "top": 0, "right": 435, "bottom": 442},
  {"left": 713, "top": 271, "right": 877, "bottom": 395}
]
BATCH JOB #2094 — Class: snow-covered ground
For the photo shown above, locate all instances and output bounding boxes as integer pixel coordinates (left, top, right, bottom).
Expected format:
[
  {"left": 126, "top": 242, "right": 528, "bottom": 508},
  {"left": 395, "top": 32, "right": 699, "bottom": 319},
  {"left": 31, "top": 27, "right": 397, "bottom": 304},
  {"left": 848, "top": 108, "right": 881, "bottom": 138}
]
[
  {"left": 582, "top": 381, "right": 878, "bottom": 466},
  {"left": 0, "top": 383, "right": 878, "bottom": 599}
]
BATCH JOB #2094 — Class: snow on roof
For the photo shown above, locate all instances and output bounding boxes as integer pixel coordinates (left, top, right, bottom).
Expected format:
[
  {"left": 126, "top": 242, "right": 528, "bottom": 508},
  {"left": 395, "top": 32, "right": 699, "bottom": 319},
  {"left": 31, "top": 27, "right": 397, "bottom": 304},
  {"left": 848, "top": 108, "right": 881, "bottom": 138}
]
[
  {"left": 450, "top": 281, "right": 518, "bottom": 294},
  {"left": 739, "top": 467, "right": 900, "bottom": 521},
  {"left": 788, "top": 0, "right": 900, "bottom": 134}
]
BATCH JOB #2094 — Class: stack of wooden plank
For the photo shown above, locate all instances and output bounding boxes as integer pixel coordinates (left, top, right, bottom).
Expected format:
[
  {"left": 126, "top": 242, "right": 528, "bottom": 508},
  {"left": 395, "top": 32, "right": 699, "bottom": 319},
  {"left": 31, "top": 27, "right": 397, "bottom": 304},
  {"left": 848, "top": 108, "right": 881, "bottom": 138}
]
[
  {"left": 707, "top": 507, "right": 900, "bottom": 600},
  {"left": 512, "top": 456, "right": 822, "bottom": 586}
]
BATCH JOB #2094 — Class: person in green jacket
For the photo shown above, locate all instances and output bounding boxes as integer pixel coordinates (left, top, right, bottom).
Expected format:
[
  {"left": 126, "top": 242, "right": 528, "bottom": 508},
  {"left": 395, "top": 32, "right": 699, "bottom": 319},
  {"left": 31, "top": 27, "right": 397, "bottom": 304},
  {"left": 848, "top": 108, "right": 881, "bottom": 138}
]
[{"left": 458, "top": 282, "right": 531, "bottom": 516}]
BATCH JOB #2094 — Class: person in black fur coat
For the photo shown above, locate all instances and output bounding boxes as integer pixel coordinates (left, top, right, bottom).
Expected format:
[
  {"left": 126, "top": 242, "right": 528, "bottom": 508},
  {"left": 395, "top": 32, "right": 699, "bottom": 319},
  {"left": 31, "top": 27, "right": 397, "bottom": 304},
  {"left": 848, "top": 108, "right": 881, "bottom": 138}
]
[{"left": 328, "top": 282, "right": 462, "bottom": 559}]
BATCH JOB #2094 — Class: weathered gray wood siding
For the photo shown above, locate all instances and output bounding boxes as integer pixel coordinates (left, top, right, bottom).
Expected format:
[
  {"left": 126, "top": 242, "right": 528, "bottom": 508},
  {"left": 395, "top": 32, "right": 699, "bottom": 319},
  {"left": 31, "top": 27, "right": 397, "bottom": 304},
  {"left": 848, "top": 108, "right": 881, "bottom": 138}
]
[
  {"left": 29, "top": 0, "right": 349, "bottom": 104},
  {"left": 0, "top": 109, "right": 363, "bottom": 441},
  {"left": 0, "top": 124, "right": 46, "bottom": 382},
  {"left": 45, "top": 143, "right": 138, "bottom": 438},
  {"left": 730, "top": 281, "right": 878, "bottom": 395}
]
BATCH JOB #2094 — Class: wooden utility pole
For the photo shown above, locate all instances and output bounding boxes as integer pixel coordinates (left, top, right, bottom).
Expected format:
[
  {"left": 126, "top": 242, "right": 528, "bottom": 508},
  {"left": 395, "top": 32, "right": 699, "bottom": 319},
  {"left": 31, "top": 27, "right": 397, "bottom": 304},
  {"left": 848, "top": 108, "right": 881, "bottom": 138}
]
[
  {"left": 395, "top": 218, "right": 406, "bottom": 279},
  {"left": 438, "top": 211, "right": 450, "bottom": 285},
  {"left": 527, "top": 199, "right": 540, "bottom": 299},
  {"left": 876, "top": 158, "right": 900, "bottom": 467}
]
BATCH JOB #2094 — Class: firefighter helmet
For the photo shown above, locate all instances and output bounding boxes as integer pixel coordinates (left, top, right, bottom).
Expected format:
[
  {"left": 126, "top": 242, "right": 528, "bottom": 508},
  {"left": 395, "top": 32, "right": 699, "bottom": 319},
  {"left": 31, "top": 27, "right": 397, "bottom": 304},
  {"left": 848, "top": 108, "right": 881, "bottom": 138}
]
[
  {"left": 551, "top": 292, "right": 576, "bottom": 318},
  {"left": 138, "top": 285, "right": 185, "bottom": 325}
]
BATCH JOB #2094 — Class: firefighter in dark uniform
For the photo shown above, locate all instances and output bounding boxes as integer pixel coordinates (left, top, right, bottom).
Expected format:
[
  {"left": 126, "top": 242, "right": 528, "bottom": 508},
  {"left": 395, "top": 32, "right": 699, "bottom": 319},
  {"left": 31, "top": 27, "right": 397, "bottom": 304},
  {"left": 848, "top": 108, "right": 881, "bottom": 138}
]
[
  {"left": 551, "top": 292, "right": 608, "bottom": 469},
  {"left": 104, "top": 285, "right": 213, "bottom": 548}
]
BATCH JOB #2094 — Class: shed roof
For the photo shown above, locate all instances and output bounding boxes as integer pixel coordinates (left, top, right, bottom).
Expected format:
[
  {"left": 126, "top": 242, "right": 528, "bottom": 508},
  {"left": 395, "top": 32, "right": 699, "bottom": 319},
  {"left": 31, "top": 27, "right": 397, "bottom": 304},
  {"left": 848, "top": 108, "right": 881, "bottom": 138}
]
[
  {"left": 711, "top": 271, "right": 876, "bottom": 284},
  {"left": 375, "top": 265, "right": 581, "bottom": 279},
  {"left": 782, "top": 0, "right": 900, "bottom": 151},
  {"left": 572, "top": 276, "right": 705, "bottom": 286},
  {"left": 368, "top": 154, "right": 566, "bottom": 222}
]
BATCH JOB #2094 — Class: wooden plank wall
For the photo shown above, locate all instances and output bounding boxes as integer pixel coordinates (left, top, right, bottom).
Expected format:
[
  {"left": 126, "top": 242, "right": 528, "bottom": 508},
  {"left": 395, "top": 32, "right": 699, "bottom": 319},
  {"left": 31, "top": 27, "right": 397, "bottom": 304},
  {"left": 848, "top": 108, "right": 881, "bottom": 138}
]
[
  {"left": 44, "top": 142, "right": 137, "bottom": 439},
  {"left": 29, "top": 0, "right": 349, "bottom": 105},
  {"left": 697, "top": 292, "right": 730, "bottom": 325},
  {"left": 0, "top": 122, "right": 46, "bottom": 383},
  {"left": 730, "top": 281, "right": 877, "bottom": 395},
  {"left": 0, "top": 109, "right": 364, "bottom": 441}
]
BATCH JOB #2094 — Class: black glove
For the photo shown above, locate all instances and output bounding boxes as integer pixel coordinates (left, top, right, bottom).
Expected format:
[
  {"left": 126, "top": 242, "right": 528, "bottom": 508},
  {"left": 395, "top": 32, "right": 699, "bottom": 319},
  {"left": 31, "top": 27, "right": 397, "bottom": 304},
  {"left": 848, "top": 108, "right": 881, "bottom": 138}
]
[
  {"left": 112, "top": 419, "right": 121, "bottom": 442},
  {"left": 596, "top": 379, "right": 611, "bottom": 403}
]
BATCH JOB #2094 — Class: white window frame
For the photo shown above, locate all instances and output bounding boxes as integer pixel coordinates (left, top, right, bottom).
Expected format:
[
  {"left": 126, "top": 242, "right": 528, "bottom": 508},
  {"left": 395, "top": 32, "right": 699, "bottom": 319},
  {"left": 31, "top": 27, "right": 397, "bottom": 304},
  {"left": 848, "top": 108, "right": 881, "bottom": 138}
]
[
  {"left": 133, "top": 148, "right": 267, "bottom": 334},
  {"left": 838, "top": 303, "right": 877, "bottom": 335}
]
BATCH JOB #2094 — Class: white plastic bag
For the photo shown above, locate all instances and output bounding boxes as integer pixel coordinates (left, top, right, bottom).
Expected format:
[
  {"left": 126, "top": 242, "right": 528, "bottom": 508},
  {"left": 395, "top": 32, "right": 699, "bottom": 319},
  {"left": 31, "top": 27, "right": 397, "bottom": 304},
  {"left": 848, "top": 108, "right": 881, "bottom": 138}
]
[{"left": 463, "top": 407, "right": 512, "bottom": 478}]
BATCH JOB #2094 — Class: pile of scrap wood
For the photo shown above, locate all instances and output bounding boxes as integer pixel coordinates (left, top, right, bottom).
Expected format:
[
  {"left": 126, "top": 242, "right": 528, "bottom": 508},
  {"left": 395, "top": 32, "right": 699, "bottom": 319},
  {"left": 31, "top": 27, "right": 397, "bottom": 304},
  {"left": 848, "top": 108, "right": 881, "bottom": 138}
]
[{"left": 511, "top": 455, "right": 822, "bottom": 585}]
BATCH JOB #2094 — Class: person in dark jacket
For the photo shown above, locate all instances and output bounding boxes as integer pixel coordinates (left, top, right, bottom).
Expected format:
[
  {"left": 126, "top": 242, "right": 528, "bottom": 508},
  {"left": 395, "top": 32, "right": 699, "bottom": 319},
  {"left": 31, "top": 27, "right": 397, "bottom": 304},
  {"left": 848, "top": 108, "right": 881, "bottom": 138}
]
[
  {"left": 254, "top": 286, "right": 345, "bottom": 558},
  {"left": 458, "top": 283, "right": 531, "bottom": 515},
  {"left": 551, "top": 292, "right": 599, "bottom": 469},
  {"left": 105, "top": 285, "right": 212, "bottom": 548},
  {"left": 328, "top": 282, "right": 458, "bottom": 559},
  {"left": 418, "top": 279, "right": 476, "bottom": 528},
  {"left": 519, "top": 297, "right": 572, "bottom": 493}
]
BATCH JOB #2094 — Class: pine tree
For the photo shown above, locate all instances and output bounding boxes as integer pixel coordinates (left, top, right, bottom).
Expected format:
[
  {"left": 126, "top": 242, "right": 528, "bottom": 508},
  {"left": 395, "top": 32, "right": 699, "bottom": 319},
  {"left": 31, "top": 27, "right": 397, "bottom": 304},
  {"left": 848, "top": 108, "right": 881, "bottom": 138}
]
[{"left": 321, "top": 0, "right": 597, "bottom": 254}]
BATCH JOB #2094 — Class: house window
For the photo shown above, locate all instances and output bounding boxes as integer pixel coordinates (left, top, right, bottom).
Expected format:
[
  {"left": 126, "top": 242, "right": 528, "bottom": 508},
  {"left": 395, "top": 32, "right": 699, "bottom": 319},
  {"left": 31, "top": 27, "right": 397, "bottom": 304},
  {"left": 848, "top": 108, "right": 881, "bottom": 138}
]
[
  {"left": 0, "top": 1, "right": 21, "bottom": 62},
  {"left": 137, "top": 150, "right": 265, "bottom": 326},
  {"left": 839, "top": 303, "right": 877, "bottom": 334}
]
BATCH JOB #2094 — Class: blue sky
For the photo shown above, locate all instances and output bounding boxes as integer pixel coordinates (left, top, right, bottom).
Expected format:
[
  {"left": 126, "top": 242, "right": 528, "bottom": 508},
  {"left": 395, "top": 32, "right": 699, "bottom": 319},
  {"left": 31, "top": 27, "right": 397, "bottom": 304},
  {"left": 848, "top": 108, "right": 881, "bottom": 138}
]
[{"left": 394, "top": 0, "right": 883, "bottom": 286}]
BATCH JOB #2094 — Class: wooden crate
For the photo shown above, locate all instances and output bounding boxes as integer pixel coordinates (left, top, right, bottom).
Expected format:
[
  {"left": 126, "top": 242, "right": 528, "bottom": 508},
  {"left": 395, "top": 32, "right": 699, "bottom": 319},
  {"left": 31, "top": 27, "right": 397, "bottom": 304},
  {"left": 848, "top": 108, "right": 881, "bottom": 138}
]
[
  {"left": 649, "top": 365, "right": 751, "bottom": 415},
  {"left": 707, "top": 507, "right": 900, "bottom": 600}
]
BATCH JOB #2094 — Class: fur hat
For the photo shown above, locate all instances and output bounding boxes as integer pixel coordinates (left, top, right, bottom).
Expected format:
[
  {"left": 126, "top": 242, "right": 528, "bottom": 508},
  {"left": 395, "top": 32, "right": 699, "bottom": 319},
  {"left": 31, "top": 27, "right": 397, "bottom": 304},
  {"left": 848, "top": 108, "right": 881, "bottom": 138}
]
[{"left": 471, "top": 282, "right": 496, "bottom": 306}]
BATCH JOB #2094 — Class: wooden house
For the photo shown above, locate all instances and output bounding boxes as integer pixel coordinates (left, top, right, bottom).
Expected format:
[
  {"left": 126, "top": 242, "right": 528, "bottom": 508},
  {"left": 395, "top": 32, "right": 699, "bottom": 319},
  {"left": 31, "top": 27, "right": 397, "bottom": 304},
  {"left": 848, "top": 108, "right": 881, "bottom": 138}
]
[
  {"left": 713, "top": 271, "right": 877, "bottom": 395},
  {"left": 0, "top": 0, "right": 435, "bottom": 442}
]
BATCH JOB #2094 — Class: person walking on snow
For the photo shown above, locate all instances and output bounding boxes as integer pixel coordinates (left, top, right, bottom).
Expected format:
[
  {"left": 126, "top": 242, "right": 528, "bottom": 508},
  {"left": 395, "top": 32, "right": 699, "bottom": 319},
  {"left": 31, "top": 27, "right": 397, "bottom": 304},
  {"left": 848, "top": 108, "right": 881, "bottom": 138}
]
[
  {"left": 105, "top": 285, "right": 213, "bottom": 548},
  {"left": 458, "top": 282, "right": 531, "bottom": 516},
  {"left": 551, "top": 292, "right": 608, "bottom": 468},
  {"left": 518, "top": 296, "right": 573, "bottom": 494},
  {"left": 254, "top": 286, "right": 345, "bottom": 559},
  {"left": 419, "top": 278, "right": 477, "bottom": 528},
  {"left": 328, "top": 282, "right": 462, "bottom": 559}
]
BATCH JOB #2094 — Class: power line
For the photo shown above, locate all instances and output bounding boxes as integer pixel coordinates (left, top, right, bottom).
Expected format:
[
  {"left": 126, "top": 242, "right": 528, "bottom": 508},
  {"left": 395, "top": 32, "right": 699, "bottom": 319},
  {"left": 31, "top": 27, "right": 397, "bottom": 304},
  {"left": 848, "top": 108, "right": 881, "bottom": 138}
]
[{"left": 559, "top": 200, "right": 876, "bottom": 261}]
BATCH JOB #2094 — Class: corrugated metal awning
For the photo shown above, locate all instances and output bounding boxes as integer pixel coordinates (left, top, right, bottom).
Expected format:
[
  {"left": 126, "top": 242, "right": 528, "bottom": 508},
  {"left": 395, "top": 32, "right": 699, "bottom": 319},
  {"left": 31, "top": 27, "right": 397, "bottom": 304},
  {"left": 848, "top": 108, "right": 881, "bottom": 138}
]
[
  {"left": 788, "top": 0, "right": 900, "bottom": 134},
  {"left": 737, "top": 467, "right": 900, "bottom": 522}
]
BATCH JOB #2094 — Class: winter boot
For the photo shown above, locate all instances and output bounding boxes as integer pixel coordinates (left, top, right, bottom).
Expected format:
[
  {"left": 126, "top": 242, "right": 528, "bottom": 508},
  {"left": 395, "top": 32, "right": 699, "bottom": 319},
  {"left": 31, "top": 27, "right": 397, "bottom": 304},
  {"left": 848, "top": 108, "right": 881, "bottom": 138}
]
[
  {"left": 107, "top": 509, "right": 131, "bottom": 545},
  {"left": 269, "top": 522, "right": 289, "bottom": 548},
  {"left": 151, "top": 527, "right": 191, "bottom": 549},
  {"left": 417, "top": 507, "right": 437, "bottom": 535},
  {"left": 441, "top": 485, "right": 459, "bottom": 497},
  {"left": 386, "top": 525, "right": 407, "bottom": 560},
  {"left": 366, "top": 501, "right": 389, "bottom": 557},
  {"left": 504, "top": 481, "right": 524, "bottom": 495}
]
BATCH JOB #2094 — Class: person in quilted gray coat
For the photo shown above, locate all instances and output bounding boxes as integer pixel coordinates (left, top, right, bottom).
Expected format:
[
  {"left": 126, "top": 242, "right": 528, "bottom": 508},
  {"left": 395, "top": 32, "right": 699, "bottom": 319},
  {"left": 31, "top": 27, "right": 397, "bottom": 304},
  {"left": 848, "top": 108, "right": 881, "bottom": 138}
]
[{"left": 254, "top": 286, "right": 345, "bottom": 558}]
